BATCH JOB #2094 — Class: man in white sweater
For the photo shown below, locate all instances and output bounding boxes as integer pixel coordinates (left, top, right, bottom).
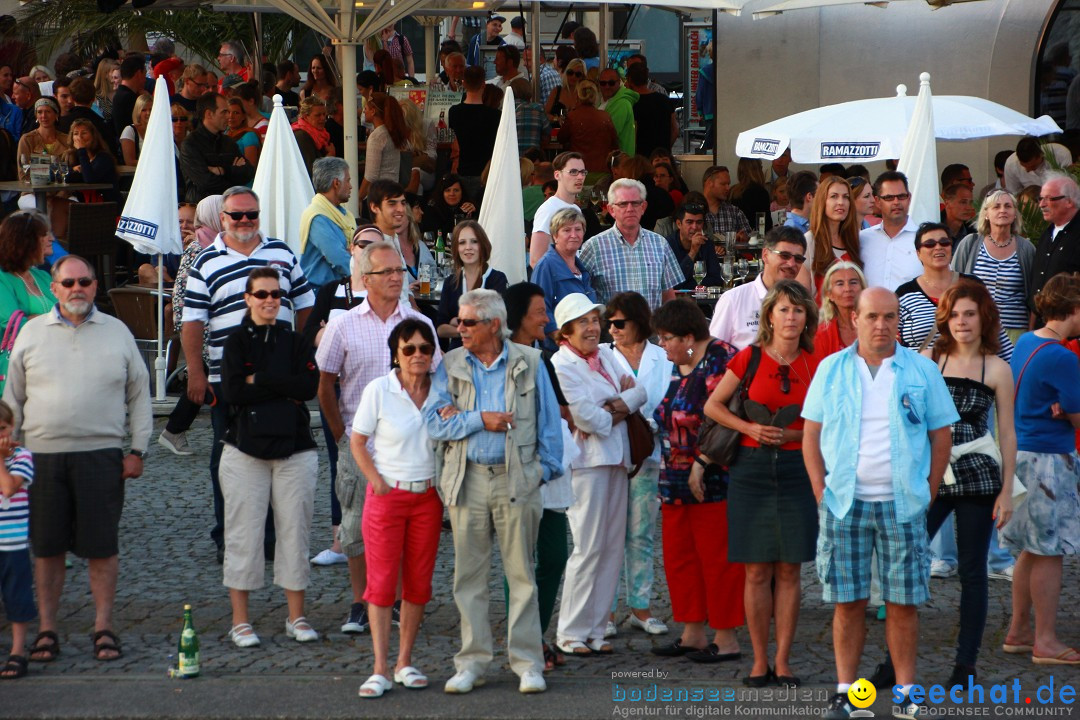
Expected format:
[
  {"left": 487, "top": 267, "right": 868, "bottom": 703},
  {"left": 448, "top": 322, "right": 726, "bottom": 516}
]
[{"left": 3, "top": 255, "right": 152, "bottom": 663}]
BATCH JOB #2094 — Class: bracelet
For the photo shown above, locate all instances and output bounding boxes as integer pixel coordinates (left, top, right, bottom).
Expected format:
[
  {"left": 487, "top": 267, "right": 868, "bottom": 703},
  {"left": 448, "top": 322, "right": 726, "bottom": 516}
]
[{"left": 693, "top": 455, "right": 708, "bottom": 468}]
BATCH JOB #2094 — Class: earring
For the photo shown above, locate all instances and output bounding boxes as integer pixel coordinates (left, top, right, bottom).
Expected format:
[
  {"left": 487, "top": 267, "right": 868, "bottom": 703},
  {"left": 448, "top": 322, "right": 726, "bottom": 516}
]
[{"left": 687, "top": 347, "right": 694, "bottom": 358}]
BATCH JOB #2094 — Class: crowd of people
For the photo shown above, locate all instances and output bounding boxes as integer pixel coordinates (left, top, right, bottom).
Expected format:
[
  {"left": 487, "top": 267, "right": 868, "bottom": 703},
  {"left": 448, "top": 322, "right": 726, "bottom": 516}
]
[{"left": 0, "top": 17, "right": 1078, "bottom": 720}]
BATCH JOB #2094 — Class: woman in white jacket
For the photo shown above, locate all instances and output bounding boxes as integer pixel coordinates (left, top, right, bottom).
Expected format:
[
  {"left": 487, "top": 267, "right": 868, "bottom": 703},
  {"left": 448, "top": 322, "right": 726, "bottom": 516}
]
[{"left": 552, "top": 293, "right": 647, "bottom": 656}]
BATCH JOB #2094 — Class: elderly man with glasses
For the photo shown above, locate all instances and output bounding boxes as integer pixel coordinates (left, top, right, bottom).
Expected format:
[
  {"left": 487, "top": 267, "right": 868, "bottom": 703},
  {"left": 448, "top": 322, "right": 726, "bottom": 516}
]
[
  {"left": 423, "top": 288, "right": 561, "bottom": 695},
  {"left": 216, "top": 40, "right": 249, "bottom": 91},
  {"left": 1029, "top": 172, "right": 1080, "bottom": 323},
  {"left": 315, "top": 240, "right": 440, "bottom": 638},
  {"left": 578, "top": 178, "right": 684, "bottom": 310},
  {"left": 859, "top": 170, "right": 921, "bottom": 290}
]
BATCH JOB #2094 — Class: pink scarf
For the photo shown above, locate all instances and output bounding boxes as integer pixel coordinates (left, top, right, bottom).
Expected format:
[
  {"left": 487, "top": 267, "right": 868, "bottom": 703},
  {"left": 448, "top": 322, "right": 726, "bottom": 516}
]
[
  {"left": 561, "top": 341, "right": 616, "bottom": 389},
  {"left": 292, "top": 116, "right": 331, "bottom": 151}
]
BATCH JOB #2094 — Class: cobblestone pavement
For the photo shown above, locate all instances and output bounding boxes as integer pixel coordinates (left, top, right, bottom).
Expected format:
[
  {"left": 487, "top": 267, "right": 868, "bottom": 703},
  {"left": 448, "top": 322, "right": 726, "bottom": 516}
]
[{"left": 2, "top": 413, "right": 1079, "bottom": 718}]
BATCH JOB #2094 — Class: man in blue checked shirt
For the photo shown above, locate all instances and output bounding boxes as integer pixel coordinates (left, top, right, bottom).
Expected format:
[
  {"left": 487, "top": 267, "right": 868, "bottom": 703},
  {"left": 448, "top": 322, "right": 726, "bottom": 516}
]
[
  {"left": 423, "top": 288, "right": 560, "bottom": 696},
  {"left": 802, "top": 287, "right": 956, "bottom": 720}
]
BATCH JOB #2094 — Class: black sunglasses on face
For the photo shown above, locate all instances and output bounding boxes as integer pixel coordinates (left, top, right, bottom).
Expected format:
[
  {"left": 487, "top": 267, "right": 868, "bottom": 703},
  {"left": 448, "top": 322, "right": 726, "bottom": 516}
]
[
  {"left": 59, "top": 277, "right": 93, "bottom": 288},
  {"left": 224, "top": 210, "right": 259, "bottom": 221},
  {"left": 566, "top": 70, "right": 584, "bottom": 78},
  {"left": 401, "top": 343, "right": 435, "bottom": 357},
  {"left": 248, "top": 289, "right": 282, "bottom": 299},
  {"left": 456, "top": 318, "right": 489, "bottom": 327},
  {"left": 918, "top": 238, "right": 952, "bottom": 249},
  {"left": 766, "top": 248, "right": 807, "bottom": 265},
  {"left": 608, "top": 319, "right": 628, "bottom": 329}
]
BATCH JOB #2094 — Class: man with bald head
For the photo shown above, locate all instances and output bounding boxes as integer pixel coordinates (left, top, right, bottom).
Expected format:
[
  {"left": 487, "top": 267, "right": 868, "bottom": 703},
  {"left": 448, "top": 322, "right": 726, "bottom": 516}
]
[
  {"left": 1029, "top": 172, "right": 1080, "bottom": 323},
  {"left": 802, "top": 287, "right": 957, "bottom": 719}
]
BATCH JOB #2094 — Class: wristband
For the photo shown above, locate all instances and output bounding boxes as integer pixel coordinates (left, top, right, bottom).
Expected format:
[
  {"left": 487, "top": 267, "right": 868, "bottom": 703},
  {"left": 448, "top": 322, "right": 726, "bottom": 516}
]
[{"left": 693, "top": 455, "right": 708, "bottom": 468}]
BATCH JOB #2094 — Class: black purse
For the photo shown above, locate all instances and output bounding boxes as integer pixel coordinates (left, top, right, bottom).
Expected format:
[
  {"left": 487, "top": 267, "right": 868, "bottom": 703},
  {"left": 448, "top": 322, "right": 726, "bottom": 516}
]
[{"left": 696, "top": 345, "right": 762, "bottom": 467}]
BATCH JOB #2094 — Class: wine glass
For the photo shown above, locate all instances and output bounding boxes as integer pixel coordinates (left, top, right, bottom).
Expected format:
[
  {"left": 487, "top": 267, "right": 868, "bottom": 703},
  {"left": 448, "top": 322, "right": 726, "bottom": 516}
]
[
  {"left": 59, "top": 162, "right": 69, "bottom": 184},
  {"left": 19, "top": 154, "right": 29, "bottom": 183},
  {"left": 693, "top": 260, "right": 706, "bottom": 287},
  {"left": 422, "top": 231, "right": 435, "bottom": 250},
  {"left": 737, "top": 259, "right": 749, "bottom": 283},
  {"left": 49, "top": 159, "right": 60, "bottom": 183},
  {"left": 721, "top": 258, "right": 733, "bottom": 288}
]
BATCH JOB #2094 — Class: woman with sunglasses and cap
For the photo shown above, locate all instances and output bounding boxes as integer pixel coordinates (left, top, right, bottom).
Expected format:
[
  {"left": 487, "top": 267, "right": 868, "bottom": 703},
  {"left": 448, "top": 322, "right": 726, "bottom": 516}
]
[
  {"left": 352, "top": 317, "right": 443, "bottom": 698},
  {"left": 218, "top": 267, "right": 321, "bottom": 649},
  {"left": 703, "top": 279, "right": 820, "bottom": 685}
]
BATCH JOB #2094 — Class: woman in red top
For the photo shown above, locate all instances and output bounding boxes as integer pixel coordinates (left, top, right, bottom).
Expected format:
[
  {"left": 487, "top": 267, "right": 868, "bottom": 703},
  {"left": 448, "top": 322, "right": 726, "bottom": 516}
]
[
  {"left": 704, "top": 279, "right": 820, "bottom": 688},
  {"left": 814, "top": 261, "right": 865, "bottom": 357}
]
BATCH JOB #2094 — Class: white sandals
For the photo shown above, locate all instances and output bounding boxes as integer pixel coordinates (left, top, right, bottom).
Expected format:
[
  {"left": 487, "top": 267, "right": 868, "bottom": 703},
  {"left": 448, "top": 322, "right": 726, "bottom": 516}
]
[
  {"left": 394, "top": 665, "right": 429, "bottom": 689},
  {"left": 359, "top": 674, "right": 393, "bottom": 698}
]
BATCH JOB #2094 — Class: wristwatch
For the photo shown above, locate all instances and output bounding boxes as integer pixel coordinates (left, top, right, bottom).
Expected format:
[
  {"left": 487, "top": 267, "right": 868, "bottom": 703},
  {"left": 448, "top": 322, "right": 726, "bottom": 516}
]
[{"left": 128, "top": 449, "right": 146, "bottom": 459}]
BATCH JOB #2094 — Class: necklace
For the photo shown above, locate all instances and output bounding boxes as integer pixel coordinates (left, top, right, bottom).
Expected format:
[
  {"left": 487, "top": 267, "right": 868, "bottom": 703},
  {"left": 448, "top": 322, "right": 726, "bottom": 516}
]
[
  {"left": 920, "top": 272, "right": 953, "bottom": 293},
  {"left": 987, "top": 234, "right": 1013, "bottom": 249},
  {"left": 1044, "top": 326, "right": 1063, "bottom": 340},
  {"left": 17, "top": 271, "right": 41, "bottom": 297}
]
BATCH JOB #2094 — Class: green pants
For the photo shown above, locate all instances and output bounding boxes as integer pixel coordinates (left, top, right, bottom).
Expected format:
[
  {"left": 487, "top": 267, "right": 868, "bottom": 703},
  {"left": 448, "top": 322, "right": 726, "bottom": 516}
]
[{"left": 504, "top": 508, "right": 569, "bottom": 635}]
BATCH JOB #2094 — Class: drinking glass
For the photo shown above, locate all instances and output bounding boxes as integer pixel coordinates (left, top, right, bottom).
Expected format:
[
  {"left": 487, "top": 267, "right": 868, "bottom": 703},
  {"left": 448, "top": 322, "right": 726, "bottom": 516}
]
[
  {"left": 59, "top": 162, "right": 69, "bottom": 184},
  {"left": 737, "top": 259, "right": 749, "bottom": 283},
  {"left": 721, "top": 259, "right": 733, "bottom": 288},
  {"left": 422, "top": 231, "right": 435, "bottom": 250},
  {"left": 49, "top": 160, "right": 60, "bottom": 183},
  {"left": 19, "top": 155, "right": 29, "bottom": 183},
  {"left": 693, "top": 260, "right": 706, "bottom": 287}
]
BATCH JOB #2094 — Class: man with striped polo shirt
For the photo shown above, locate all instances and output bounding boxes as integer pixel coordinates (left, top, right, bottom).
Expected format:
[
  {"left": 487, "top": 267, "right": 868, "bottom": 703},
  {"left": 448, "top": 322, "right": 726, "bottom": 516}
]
[{"left": 182, "top": 186, "right": 315, "bottom": 563}]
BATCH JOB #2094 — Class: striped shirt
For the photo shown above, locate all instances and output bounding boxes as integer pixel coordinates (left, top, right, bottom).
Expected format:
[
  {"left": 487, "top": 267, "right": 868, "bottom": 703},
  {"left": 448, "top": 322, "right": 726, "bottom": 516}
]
[
  {"left": 0, "top": 446, "right": 34, "bottom": 551},
  {"left": 971, "top": 245, "right": 1028, "bottom": 330},
  {"left": 896, "top": 275, "right": 1013, "bottom": 361},
  {"left": 578, "top": 225, "right": 685, "bottom": 310},
  {"left": 181, "top": 233, "right": 314, "bottom": 382}
]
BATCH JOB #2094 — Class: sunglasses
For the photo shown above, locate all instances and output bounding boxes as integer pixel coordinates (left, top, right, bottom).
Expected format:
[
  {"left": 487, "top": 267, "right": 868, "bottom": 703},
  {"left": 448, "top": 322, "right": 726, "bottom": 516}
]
[
  {"left": 608, "top": 319, "right": 629, "bottom": 330},
  {"left": 877, "top": 193, "right": 911, "bottom": 202},
  {"left": 248, "top": 289, "right": 282, "bottom": 299},
  {"left": 918, "top": 238, "right": 952, "bottom": 249},
  {"left": 778, "top": 365, "right": 794, "bottom": 394},
  {"left": 59, "top": 277, "right": 93, "bottom": 288},
  {"left": 682, "top": 203, "right": 706, "bottom": 214},
  {"left": 566, "top": 70, "right": 584, "bottom": 78},
  {"left": 400, "top": 343, "right": 435, "bottom": 357},
  {"left": 901, "top": 393, "right": 921, "bottom": 424},
  {"left": 171, "top": 116, "right": 188, "bottom": 122},
  {"left": 598, "top": 80, "right": 618, "bottom": 87},
  {"left": 456, "top": 318, "right": 490, "bottom": 327},
  {"left": 766, "top": 248, "right": 807, "bottom": 264},
  {"left": 224, "top": 210, "right": 259, "bottom": 221}
]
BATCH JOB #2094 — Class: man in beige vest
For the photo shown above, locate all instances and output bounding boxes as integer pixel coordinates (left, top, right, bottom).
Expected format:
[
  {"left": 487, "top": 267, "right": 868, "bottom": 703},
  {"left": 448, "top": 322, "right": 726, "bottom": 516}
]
[{"left": 423, "top": 289, "right": 562, "bottom": 696}]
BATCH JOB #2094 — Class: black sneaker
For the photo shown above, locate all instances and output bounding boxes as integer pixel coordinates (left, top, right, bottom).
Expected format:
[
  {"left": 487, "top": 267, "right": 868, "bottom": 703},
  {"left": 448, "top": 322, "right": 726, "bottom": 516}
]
[
  {"left": 946, "top": 664, "right": 976, "bottom": 690},
  {"left": 824, "top": 693, "right": 854, "bottom": 719},
  {"left": 869, "top": 658, "right": 896, "bottom": 690},
  {"left": 392, "top": 600, "right": 401, "bottom": 627},
  {"left": 341, "top": 603, "right": 369, "bottom": 634}
]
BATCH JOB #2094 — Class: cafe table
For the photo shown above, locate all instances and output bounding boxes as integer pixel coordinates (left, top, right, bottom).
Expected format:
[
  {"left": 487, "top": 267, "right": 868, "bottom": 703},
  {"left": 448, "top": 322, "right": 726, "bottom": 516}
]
[{"left": 0, "top": 180, "right": 115, "bottom": 213}]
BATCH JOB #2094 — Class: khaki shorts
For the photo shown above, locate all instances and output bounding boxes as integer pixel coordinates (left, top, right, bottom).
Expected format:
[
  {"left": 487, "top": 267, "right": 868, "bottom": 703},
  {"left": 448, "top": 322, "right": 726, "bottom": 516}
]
[{"left": 336, "top": 434, "right": 366, "bottom": 557}]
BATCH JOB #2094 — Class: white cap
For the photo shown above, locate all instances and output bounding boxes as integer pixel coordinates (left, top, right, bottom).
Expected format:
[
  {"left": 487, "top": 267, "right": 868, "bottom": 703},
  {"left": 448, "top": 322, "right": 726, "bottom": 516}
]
[{"left": 554, "top": 293, "right": 605, "bottom": 329}]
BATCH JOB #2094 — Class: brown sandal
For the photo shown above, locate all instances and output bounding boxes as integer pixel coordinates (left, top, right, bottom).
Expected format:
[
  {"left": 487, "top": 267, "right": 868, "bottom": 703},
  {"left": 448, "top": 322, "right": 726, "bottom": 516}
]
[
  {"left": 92, "top": 630, "right": 123, "bottom": 661},
  {"left": 28, "top": 631, "right": 59, "bottom": 662}
]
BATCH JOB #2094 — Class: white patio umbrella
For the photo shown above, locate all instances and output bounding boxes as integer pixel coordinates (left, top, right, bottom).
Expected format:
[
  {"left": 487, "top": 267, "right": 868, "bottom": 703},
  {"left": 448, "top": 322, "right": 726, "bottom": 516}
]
[
  {"left": 252, "top": 95, "right": 315, "bottom": 255},
  {"left": 898, "top": 72, "right": 938, "bottom": 226},
  {"left": 735, "top": 86, "right": 1062, "bottom": 163},
  {"left": 116, "top": 77, "right": 183, "bottom": 401},
  {"left": 753, "top": 0, "right": 986, "bottom": 18},
  {"left": 479, "top": 89, "right": 527, "bottom": 285}
]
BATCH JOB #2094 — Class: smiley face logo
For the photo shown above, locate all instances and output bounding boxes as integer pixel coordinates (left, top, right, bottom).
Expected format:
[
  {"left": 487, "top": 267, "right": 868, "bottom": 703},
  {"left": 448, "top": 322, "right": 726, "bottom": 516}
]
[{"left": 848, "top": 678, "right": 876, "bottom": 709}]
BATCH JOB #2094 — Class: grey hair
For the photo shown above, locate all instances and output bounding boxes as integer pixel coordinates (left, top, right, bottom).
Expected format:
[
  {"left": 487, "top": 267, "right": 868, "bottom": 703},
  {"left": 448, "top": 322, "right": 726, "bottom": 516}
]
[
  {"left": 221, "top": 40, "right": 247, "bottom": 63},
  {"left": 1044, "top": 171, "right": 1080, "bottom": 206},
  {"left": 222, "top": 186, "right": 259, "bottom": 206},
  {"left": 358, "top": 240, "right": 398, "bottom": 275},
  {"left": 460, "top": 288, "right": 510, "bottom": 339},
  {"left": 976, "top": 189, "right": 1022, "bottom": 237},
  {"left": 607, "top": 178, "right": 646, "bottom": 205},
  {"left": 51, "top": 254, "right": 96, "bottom": 281},
  {"left": 819, "top": 260, "right": 866, "bottom": 323},
  {"left": 312, "top": 157, "right": 349, "bottom": 194}
]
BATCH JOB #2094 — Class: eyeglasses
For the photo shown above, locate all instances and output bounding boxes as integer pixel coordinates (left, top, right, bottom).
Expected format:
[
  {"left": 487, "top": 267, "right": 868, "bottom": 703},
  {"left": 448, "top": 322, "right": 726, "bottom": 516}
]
[
  {"left": 657, "top": 333, "right": 679, "bottom": 344},
  {"left": 610, "top": 200, "right": 644, "bottom": 209},
  {"left": 13, "top": 79, "right": 33, "bottom": 92},
  {"left": 223, "top": 210, "right": 259, "bottom": 221},
  {"left": 456, "top": 317, "right": 490, "bottom": 327},
  {"left": 400, "top": 343, "right": 436, "bottom": 357},
  {"left": 566, "top": 70, "right": 584, "bottom": 78},
  {"left": 58, "top": 277, "right": 93, "bottom": 288},
  {"left": 248, "top": 289, "right": 282, "bottom": 299},
  {"left": 778, "top": 365, "right": 791, "bottom": 394},
  {"left": 901, "top": 393, "right": 921, "bottom": 424},
  {"left": 218, "top": 52, "right": 235, "bottom": 58},
  {"left": 608, "top": 319, "right": 628, "bottom": 330},
  {"left": 917, "top": 238, "right": 952, "bottom": 249},
  {"left": 365, "top": 267, "right": 406, "bottom": 277},
  {"left": 877, "top": 193, "right": 911, "bottom": 202},
  {"left": 766, "top": 248, "right": 807, "bottom": 264},
  {"left": 561, "top": 168, "right": 587, "bottom": 177},
  {"left": 598, "top": 80, "right": 617, "bottom": 86},
  {"left": 1040, "top": 195, "right": 1066, "bottom": 203}
]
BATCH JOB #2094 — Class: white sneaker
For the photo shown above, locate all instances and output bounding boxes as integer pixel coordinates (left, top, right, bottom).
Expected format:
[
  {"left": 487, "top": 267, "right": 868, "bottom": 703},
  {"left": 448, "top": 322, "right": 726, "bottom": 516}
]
[
  {"left": 628, "top": 614, "right": 669, "bottom": 635},
  {"left": 988, "top": 565, "right": 1015, "bottom": 581},
  {"left": 311, "top": 548, "right": 348, "bottom": 566},
  {"left": 930, "top": 560, "right": 957, "bottom": 578},
  {"left": 158, "top": 429, "right": 193, "bottom": 456},
  {"left": 285, "top": 616, "right": 319, "bottom": 643},
  {"left": 604, "top": 621, "right": 617, "bottom": 638},
  {"left": 444, "top": 670, "right": 485, "bottom": 694},
  {"left": 519, "top": 669, "right": 547, "bottom": 694}
]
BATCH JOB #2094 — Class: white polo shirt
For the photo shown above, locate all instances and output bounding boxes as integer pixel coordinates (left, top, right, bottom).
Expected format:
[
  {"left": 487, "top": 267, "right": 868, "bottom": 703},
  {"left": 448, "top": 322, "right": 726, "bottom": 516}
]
[
  {"left": 351, "top": 370, "right": 436, "bottom": 483},
  {"left": 859, "top": 217, "right": 920, "bottom": 291},
  {"left": 708, "top": 275, "right": 768, "bottom": 350},
  {"left": 854, "top": 356, "right": 895, "bottom": 502}
]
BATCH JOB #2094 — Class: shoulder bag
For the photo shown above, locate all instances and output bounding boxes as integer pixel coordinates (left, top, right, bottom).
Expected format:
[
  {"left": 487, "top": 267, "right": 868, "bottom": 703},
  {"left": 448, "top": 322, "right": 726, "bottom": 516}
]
[
  {"left": 696, "top": 344, "right": 762, "bottom": 468},
  {"left": 0, "top": 309, "right": 26, "bottom": 395}
]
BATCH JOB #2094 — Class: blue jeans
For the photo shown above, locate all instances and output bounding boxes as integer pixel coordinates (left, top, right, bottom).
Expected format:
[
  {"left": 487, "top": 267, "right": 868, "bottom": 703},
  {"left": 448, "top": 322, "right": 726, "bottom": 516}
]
[
  {"left": 930, "top": 513, "right": 1014, "bottom": 572},
  {"left": 927, "top": 496, "right": 994, "bottom": 666}
]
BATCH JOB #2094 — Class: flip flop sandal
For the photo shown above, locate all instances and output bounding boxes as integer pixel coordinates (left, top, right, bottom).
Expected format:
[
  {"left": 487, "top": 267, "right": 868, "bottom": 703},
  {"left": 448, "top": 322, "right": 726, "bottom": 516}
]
[
  {"left": 92, "top": 630, "right": 123, "bottom": 661},
  {"left": 1032, "top": 648, "right": 1080, "bottom": 666},
  {"left": 28, "top": 631, "right": 60, "bottom": 662},
  {"left": 393, "top": 665, "right": 428, "bottom": 689},
  {"left": 543, "top": 643, "right": 557, "bottom": 672},
  {"left": 1003, "top": 642, "right": 1034, "bottom": 654},
  {"left": 0, "top": 654, "right": 27, "bottom": 679},
  {"left": 586, "top": 639, "right": 614, "bottom": 654},
  {"left": 359, "top": 674, "right": 393, "bottom": 698},
  {"left": 556, "top": 639, "right": 592, "bottom": 656}
]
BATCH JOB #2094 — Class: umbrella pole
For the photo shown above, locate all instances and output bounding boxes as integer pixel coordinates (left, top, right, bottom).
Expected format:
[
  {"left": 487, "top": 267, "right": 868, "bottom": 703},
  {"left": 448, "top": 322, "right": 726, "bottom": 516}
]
[{"left": 155, "top": 253, "right": 166, "bottom": 402}]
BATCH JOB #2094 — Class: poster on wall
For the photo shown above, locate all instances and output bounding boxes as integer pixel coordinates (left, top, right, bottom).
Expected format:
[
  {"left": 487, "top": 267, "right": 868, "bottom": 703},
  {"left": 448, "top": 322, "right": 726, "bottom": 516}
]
[
  {"left": 389, "top": 86, "right": 428, "bottom": 113},
  {"left": 685, "top": 23, "right": 711, "bottom": 127}
]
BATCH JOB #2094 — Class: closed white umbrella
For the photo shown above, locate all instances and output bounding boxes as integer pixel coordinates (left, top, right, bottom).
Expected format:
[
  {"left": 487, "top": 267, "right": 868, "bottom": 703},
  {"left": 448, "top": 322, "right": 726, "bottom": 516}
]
[
  {"left": 478, "top": 90, "right": 527, "bottom": 285},
  {"left": 898, "top": 72, "right": 938, "bottom": 227},
  {"left": 252, "top": 95, "right": 315, "bottom": 255},
  {"left": 116, "top": 77, "right": 182, "bottom": 401},
  {"left": 735, "top": 86, "right": 1062, "bottom": 163}
]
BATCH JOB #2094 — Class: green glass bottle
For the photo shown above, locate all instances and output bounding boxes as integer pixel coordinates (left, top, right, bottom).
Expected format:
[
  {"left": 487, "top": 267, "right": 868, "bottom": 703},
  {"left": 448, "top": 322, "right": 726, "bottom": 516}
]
[
  {"left": 435, "top": 231, "right": 446, "bottom": 270},
  {"left": 177, "top": 604, "right": 200, "bottom": 678}
]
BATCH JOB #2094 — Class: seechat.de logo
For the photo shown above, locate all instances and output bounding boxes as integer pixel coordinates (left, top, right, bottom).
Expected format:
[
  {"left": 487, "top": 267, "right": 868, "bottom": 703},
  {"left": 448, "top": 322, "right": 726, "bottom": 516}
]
[
  {"left": 751, "top": 138, "right": 781, "bottom": 155},
  {"left": 820, "top": 142, "right": 881, "bottom": 159}
]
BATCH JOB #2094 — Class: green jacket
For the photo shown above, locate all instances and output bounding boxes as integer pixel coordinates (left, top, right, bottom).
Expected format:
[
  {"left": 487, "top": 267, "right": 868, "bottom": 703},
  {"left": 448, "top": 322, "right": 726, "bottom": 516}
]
[{"left": 604, "top": 86, "right": 639, "bottom": 156}]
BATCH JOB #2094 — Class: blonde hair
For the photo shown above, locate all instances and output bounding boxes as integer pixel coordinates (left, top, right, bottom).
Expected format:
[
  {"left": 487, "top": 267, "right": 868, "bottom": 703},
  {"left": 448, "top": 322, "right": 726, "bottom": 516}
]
[
  {"left": 298, "top": 95, "right": 326, "bottom": 117},
  {"left": 576, "top": 79, "right": 600, "bottom": 106},
  {"left": 977, "top": 189, "right": 1023, "bottom": 237},
  {"left": 756, "top": 279, "right": 818, "bottom": 352},
  {"left": 94, "top": 59, "right": 119, "bottom": 99},
  {"left": 132, "top": 93, "right": 153, "bottom": 127},
  {"left": 398, "top": 98, "right": 427, "bottom": 153}
]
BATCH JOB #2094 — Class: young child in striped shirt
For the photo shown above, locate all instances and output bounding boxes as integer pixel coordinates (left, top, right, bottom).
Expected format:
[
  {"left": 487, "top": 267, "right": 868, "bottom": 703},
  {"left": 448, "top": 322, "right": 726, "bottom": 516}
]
[{"left": 0, "top": 400, "right": 35, "bottom": 680}]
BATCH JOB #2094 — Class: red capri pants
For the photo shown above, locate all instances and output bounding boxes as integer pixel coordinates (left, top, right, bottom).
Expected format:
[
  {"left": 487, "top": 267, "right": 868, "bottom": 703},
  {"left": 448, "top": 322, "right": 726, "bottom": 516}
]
[{"left": 361, "top": 485, "right": 443, "bottom": 607}]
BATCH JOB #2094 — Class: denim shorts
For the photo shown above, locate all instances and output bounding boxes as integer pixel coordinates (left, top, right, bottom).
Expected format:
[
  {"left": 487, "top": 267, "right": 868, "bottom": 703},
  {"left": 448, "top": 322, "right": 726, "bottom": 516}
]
[
  {"left": 816, "top": 499, "right": 930, "bottom": 606},
  {"left": 0, "top": 548, "right": 37, "bottom": 623}
]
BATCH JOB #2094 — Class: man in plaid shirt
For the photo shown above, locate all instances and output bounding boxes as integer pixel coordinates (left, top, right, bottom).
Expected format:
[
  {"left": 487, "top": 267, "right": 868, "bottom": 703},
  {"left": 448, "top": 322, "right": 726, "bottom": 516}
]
[
  {"left": 524, "top": 46, "right": 562, "bottom": 107},
  {"left": 702, "top": 165, "right": 752, "bottom": 242},
  {"left": 510, "top": 78, "right": 550, "bottom": 155}
]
